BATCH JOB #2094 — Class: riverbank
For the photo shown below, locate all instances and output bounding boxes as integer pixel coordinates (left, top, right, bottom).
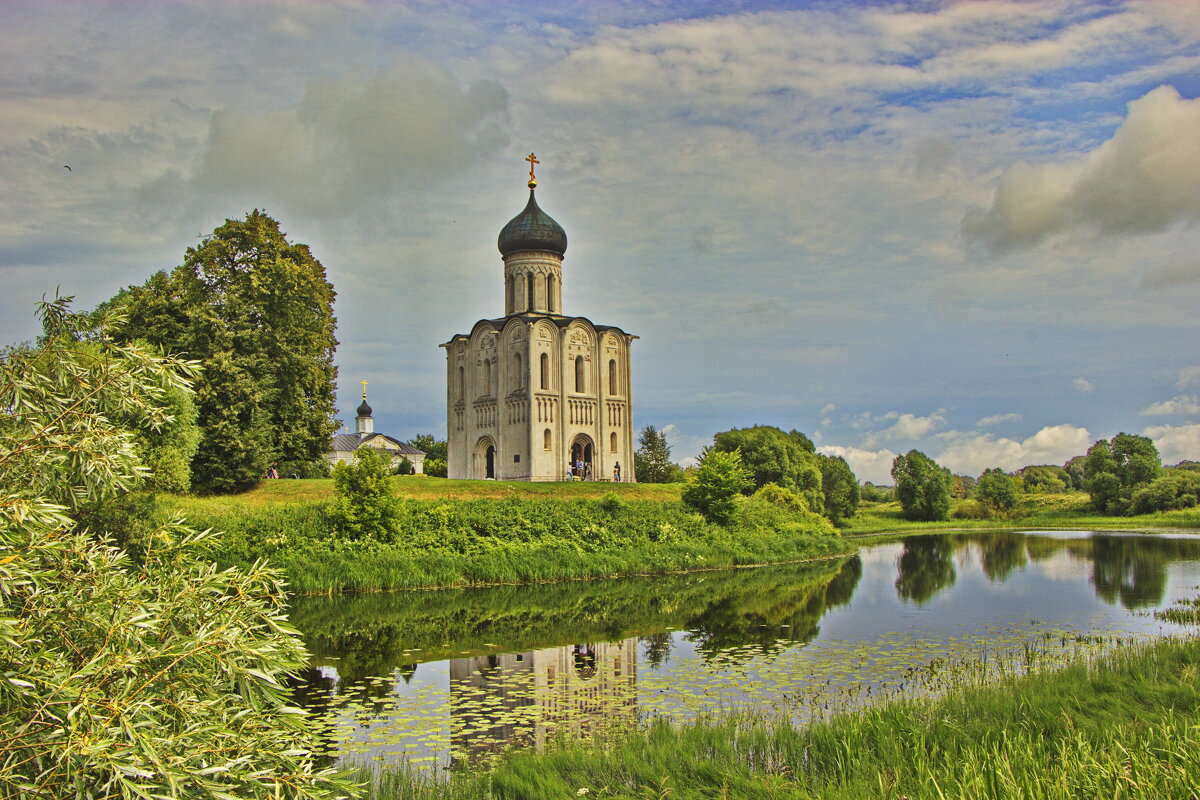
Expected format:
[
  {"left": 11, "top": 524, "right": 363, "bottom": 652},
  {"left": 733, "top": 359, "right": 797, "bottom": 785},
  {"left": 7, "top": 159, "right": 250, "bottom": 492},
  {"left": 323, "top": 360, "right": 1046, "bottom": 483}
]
[
  {"left": 843, "top": 492, "right": 1200, "bottom": 537},
  {"left": 363, "top": 610, "right": 1200, "bottom": 799},
  {"left": 160, "top": 481, "right": 850, "bottom": 594}
]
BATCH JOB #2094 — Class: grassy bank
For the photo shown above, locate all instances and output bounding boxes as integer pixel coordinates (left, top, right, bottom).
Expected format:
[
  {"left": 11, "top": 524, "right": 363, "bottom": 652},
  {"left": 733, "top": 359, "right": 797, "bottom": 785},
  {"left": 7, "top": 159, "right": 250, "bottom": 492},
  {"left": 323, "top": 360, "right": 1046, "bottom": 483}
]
[
  {"left": 159, "top": 480, "right": 848, "bottom": 594},
  {"left": 363, "top": 621, "right": 1200, "bottom": 798},
  {"left": 844, "top": 492, "right": 1200, "bottom": 536}
]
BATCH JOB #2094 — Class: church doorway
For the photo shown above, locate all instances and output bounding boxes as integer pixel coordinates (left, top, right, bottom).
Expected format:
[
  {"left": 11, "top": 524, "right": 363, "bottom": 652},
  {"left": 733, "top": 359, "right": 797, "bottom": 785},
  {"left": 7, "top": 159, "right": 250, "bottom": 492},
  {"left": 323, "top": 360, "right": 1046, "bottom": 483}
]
[
  {"left": 474, "top": 437, "right": 497, "bottom": 479},
  {"left": 570, "top": 435, "right": 594, "bottom": 480}
]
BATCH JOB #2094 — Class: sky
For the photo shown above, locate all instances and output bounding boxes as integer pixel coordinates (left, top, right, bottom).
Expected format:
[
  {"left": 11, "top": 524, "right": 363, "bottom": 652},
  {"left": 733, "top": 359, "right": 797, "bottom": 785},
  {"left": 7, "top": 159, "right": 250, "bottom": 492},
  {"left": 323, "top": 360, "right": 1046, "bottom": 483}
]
[{"left": 2, "top": 0, "right": 1199, "bottom": 484}]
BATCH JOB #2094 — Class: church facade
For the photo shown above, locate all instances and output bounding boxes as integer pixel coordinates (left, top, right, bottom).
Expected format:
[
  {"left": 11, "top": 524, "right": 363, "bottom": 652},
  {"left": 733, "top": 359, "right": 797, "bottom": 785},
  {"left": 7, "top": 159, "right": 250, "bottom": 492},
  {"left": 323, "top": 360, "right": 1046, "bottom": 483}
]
[{"left": 441, "top": 158, "right": 637, "bottom": 481}]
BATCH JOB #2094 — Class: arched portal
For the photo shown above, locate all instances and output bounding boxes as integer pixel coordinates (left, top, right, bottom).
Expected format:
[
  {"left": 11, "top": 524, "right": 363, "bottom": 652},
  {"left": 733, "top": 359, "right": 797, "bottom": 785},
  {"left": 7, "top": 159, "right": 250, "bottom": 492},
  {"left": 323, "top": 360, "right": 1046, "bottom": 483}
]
[
  {"left": 570, "top": 434, "right": 594, "bottom": 480},
  {"left": 474, "top": 437, "right": 497, "bottom": 479}
]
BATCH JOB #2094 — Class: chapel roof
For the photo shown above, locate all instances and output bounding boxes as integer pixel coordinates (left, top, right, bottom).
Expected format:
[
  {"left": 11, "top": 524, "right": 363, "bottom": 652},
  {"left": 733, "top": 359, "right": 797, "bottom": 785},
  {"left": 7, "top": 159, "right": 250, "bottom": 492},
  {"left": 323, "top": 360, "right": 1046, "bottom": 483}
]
[{"left": 329, "top": 432, "right": 426, "bottom": 456}]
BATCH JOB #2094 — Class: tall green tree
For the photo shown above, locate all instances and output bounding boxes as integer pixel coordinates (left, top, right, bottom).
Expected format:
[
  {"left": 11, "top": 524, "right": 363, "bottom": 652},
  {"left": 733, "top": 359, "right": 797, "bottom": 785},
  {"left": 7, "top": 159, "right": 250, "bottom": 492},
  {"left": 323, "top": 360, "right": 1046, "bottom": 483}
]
[
  {"left": 891, "top": 449, "right": 953, "bottom": 522},
  {"left": 409, "top": 433, "right": 447, "bottom": 462},
  {"left": 817, "top": 453, "right": 860, "bottom": 525},
  {"left": 0, "top": 297, "right": 349, "bottom": 799},
  {"left": 635, "top": 425, "right": 684, "bottom": 483},
  {"left": 109, "top": 210, "right": 338, "bottom": 492},
  {"left": 711, "top": 426, "right": 823, "bottom": 511},
  {"left": 1084, "top": 433, "right": 1162, "bottom": 515}
]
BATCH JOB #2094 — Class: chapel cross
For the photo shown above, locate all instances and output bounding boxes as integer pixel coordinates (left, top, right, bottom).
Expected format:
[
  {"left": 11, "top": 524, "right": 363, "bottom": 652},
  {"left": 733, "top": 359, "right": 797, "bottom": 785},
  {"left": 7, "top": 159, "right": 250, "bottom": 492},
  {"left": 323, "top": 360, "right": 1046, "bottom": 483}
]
[
  {"left": 525, "top": 152, "right": 539, "bottom": 184},
  {"left": 360, "top": 378, "right": 368, "bottom": 398}
]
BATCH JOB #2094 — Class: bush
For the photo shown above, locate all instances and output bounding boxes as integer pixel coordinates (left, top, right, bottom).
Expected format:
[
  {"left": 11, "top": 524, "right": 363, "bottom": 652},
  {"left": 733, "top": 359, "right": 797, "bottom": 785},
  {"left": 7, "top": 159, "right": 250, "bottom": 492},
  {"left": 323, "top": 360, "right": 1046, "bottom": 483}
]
[
  {"left": 975, "top": 468, "right": 1021, "bottom": 515},
  {"left": 328, "top": 447, "right": 403, "bottom": 540},
  {"left": 951, "top": 498, "right": 993, "bottom": 520},
  {"left": 394, "top": 456, "right": 414, "bottom": 475},
  {"left": 681, "top": 449, "right": 754, "bottom": 526},
  {"left": 423, "top": 457, "right": 448, "bottom": 478},
  {"left": 1130, "top": 469, "right": 1200, "bottom": 514},
  {"left": 753, "top": 482, "right": 809, "bottom": 513}
]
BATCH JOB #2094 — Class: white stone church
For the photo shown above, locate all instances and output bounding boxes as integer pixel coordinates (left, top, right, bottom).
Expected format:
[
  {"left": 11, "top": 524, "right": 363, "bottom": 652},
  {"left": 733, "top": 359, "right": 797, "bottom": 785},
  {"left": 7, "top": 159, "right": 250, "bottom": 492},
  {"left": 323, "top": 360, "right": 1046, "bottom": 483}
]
[{"left": 441, "top": 158, "right": 636, "bottom": 481}]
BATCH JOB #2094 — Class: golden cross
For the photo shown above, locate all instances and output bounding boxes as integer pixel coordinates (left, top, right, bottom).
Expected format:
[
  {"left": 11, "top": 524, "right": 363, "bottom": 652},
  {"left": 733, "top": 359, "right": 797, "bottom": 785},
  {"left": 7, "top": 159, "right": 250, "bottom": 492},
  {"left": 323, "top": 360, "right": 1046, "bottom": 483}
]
[
  {"left": 360, "top": 378, "right": 368, "bottom": 398},
  {"left": 525, "top": 152, "right": 539, "bottom": 183}
]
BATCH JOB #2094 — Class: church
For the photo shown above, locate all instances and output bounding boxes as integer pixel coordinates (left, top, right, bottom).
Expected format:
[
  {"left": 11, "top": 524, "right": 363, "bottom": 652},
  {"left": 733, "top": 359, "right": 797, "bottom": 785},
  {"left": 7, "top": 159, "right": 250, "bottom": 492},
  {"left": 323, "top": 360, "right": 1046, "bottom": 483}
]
[{"left": 441, "top": 156, "right": 637, "bottom": 481}]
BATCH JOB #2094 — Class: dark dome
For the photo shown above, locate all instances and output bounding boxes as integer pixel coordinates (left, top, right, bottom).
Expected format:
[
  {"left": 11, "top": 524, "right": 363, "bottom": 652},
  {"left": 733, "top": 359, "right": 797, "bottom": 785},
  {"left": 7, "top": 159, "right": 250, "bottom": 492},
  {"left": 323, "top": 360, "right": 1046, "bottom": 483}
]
[
  {"left": 356, "top": 399, "right": 372, "bottom": 417},
  {"left": 498, "top": 190, "right": 567, "bottom": 257}
]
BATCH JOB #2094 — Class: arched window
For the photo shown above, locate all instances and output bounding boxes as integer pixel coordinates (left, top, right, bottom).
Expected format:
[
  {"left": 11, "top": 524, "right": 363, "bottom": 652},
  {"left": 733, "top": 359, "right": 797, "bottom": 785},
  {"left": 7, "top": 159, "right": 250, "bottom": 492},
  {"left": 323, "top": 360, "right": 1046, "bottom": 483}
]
[
  {"left": 458, "top": 365, "right": 464, "bottom": 399},
  {"left": 545, "top": 274, "right": 554, "bottom": 313},
  {"left": 506, "top": 275, "right": 513, "bottom": 313},
  {"left": 513, "top": 353, "right": 522, "bottom": 390},
  {"left": 610, "top": 431, "right": 618, "bottom": 452},
  {"left": 483, "top": 360, "right": 492, "bottom": 396},
  {"left": 575, "top": 355, "right": 585, "bottom": 393},
  {"left": 609, "top": 359, "right": 618, "bottom": 395},
  {"left": 527, "top": 273, "right": 536, "bottom": 311},
  {"left": 540, "top": 352, "right": 549, "bottom": 390},
  {"left": 544, "top": 428, "right": 552, "bottom": 450}
]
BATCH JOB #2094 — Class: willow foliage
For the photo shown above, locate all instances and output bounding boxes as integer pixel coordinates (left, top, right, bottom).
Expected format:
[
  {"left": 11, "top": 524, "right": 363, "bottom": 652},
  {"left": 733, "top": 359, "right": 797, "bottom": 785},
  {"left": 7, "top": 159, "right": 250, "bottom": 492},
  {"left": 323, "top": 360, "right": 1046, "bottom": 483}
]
[{"left": 0, "top": 297, "right": 353, "bottom": 800}]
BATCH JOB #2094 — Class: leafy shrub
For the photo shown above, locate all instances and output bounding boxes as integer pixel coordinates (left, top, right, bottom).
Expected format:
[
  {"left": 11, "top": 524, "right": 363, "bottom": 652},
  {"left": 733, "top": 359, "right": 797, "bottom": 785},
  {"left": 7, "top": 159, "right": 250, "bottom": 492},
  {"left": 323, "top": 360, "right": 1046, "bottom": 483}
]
[
  {"left": 753, "top": 482, "right": 809, "bottom": 512},
  {"left": 975, "top": 468, "right": 1021, "bottom": 515},
  {"left": 0, "top": 297, "right": 349, "bottom": 800},
  {"left": 423, "top": 457, "right": 448, "bottom": 478},
  {"left": 328, "top": 447, "right": 403, "bottom": 540},
  {"left": 1130, "top": 469, "right": 1200, "bottom": 514},
  {"left": 951, "top": 499, "right": 992, "bottom": 520},
  {"left": 394, "top": 456, "right": 414, "bottom": 475},
  {"left": 682, "top": 449, "right": 754, "bottom": 525}
]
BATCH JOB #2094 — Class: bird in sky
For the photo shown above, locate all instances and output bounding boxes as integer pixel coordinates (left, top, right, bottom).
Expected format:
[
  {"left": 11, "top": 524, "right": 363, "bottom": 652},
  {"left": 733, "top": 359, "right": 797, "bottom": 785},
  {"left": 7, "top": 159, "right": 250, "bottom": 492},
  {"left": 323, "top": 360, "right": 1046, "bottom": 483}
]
[{"left": 63, "top": 165, "right": 71, "bottom": 171}]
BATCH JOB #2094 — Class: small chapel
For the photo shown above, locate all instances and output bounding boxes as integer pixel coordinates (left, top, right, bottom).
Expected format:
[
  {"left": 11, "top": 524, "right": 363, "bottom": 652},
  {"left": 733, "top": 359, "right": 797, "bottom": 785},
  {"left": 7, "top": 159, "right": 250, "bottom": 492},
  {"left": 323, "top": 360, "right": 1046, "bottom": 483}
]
[{"left": 441, "top": 155, "right": 637, "bottom": 481}]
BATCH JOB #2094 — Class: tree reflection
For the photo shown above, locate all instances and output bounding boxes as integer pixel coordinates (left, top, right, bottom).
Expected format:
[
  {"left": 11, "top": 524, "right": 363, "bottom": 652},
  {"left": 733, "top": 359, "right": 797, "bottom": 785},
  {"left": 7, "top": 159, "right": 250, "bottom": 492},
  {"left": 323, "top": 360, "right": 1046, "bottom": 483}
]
[
  {"left": 895, "top": 535, "right": 956, "bottom": 604},
  {"left": 979, "top": 533, "right": 1028, "bottom": 582},
  {"left": 641, "top": 632, "right": 672, "bottom": 668},
  {"left": 824, "top": 554, "right": 862, "bottom": 608},
  {"left": 1091, "top": 535, "right": 1171, "bottom": 609}
]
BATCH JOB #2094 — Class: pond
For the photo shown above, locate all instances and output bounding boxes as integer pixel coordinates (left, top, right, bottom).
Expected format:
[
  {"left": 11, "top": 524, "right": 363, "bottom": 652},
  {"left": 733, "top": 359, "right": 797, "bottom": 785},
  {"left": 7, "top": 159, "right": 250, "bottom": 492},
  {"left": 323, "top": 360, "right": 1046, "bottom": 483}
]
[{"left": 287, "top": 531, "right": 1200, "bottom": 771}]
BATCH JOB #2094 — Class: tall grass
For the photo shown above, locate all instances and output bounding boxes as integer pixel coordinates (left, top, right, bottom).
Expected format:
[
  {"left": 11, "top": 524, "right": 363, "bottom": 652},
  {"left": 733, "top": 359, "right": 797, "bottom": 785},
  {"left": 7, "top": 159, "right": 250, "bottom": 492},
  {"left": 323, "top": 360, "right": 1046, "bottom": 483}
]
[{"left": 360, "top": 633, "right": 1200, "bottom": 799}]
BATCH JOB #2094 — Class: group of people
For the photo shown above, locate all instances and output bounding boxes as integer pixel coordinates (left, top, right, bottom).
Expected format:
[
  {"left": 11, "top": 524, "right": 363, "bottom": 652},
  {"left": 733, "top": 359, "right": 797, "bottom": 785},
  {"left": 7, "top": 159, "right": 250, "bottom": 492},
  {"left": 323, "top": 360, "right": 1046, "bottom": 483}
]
[{"left": 566, "top": 460, "right": 622, "bottom": 482}]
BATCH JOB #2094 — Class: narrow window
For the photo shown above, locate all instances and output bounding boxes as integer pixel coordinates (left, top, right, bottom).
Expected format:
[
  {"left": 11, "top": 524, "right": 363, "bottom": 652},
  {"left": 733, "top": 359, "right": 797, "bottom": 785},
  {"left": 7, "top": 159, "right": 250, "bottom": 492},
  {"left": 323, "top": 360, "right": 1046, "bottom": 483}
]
[
  {"left": 545, "top": 274, "right": 554, "bottom": 313},
  {"left": 610, "top": 431, "right": 617, "bottom": 452},
  {"left": 575, "top": 355, "right": 585, "bottom": 393},
  {"left": 514, "top": 352, "right": 522, "bottom": 390},
  {"left": 483, "top": 360, "right": 492, "bottom": 396},
  {"left": 540, "top": 352, "right": 549, "bottom": 390},
  {"left": 458, "top": 365, "right": 465, "bottom": 399},
  {"left": 544, "top": 428, "right": 552, "bottom": 450},
  {"left": 527, "top": 273, "right": 536, "bottom": 311},
  {"left": 609, "top": 359, "right": 618, "bottom": 395}
]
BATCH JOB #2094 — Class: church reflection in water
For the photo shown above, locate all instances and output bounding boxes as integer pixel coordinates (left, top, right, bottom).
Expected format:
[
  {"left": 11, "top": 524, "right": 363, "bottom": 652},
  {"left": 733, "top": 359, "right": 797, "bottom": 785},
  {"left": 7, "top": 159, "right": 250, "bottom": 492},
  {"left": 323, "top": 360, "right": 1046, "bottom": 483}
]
[{"left": 449, "top": 639, "right": 638, "bottom": 768}]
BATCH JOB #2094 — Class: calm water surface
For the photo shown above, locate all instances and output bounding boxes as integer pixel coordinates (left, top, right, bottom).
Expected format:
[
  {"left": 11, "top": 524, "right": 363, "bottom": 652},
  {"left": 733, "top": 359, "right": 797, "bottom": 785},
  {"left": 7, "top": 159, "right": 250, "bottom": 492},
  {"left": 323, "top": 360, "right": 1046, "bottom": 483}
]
[{"left": 287, "top": 531, "right": 1200, "bottom": 770}]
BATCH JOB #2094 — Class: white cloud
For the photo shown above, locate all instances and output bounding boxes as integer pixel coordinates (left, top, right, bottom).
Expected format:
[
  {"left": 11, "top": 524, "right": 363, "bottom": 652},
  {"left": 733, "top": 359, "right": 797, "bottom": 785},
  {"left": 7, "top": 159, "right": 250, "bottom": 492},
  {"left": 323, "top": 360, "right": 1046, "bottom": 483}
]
[
  {"left": 1178, "top": 366, "right": 1200, "bottom": 390},
  {"left": 935, "top": 424, "right": 1092, "bottom": 477},
  {"left": 860, "top": 410, "right": 946, "bottom": 448},
  {"left": 977, "top": 412, "right": 1022, "bottom": 427},
  {"left": 1143, "top": 423, "right": 1200, "bottom": 465},
  {"left": 1139, "top": 395, "right": 1200, "bottom": 416},
  {"left": 1073, "top": 377, "right": 1095, "bottom": 395},
  {"left": 962, "top": 86, "right": 1200, "bottom": 251},
  {"left": 817, "top": 445, "right": 898, "bottom": 486},
  {"left": 819, "top": 403, "right": 837, "bottom": 415}
]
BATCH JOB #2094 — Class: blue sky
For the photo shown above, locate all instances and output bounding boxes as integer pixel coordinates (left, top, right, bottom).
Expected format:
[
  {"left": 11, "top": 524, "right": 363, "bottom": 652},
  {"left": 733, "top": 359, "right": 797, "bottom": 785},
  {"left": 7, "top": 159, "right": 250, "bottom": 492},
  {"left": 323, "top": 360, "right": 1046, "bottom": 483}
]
[{"left": 2, "top": 0, "right": 1199, "bottom": 483}]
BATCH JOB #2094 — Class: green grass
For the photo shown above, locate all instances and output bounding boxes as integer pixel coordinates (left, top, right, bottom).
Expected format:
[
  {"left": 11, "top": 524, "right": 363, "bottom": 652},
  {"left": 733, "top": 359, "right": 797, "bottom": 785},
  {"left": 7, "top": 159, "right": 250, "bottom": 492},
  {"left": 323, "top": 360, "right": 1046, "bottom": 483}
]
[{"left": 360, "top": 631, "right": 1200, "bottom": 799}]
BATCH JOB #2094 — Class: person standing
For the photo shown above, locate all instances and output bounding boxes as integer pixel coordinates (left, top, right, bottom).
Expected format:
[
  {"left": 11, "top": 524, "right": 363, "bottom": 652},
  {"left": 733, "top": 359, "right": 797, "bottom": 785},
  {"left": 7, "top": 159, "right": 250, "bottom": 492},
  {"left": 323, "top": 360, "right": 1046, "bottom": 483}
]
[{"left": 613, "top": 461, "right": 621, "bottom": 482}]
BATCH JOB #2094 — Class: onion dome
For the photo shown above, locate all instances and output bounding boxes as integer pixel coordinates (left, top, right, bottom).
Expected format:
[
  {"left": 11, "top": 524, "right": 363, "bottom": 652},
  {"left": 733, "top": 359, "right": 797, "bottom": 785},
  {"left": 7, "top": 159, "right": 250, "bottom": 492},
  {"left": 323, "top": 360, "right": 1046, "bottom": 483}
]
[
  {"left": 497, "top": 190, "right": 567, "bottom": 257},
  {"left": 356, "top": 398, "right": 372, "bottom": 417}
]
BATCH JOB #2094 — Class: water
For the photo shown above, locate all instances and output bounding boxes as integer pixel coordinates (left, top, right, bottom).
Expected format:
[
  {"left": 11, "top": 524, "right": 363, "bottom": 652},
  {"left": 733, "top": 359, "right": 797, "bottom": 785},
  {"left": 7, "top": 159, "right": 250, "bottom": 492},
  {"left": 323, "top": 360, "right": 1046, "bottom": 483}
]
[{"left": 287, "top": 531, "right": 1200, "bottom": 770}]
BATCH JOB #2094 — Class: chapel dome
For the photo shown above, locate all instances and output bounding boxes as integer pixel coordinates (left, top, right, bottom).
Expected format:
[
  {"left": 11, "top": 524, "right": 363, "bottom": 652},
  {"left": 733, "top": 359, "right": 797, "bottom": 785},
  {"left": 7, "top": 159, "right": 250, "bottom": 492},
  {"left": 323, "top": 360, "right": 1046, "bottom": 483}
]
[
  {"left": 498, "top": 190, "right": 567, "bottom": 257},
  {"left": 356, "top": 399, "right": 372, "bottom": 417}
]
